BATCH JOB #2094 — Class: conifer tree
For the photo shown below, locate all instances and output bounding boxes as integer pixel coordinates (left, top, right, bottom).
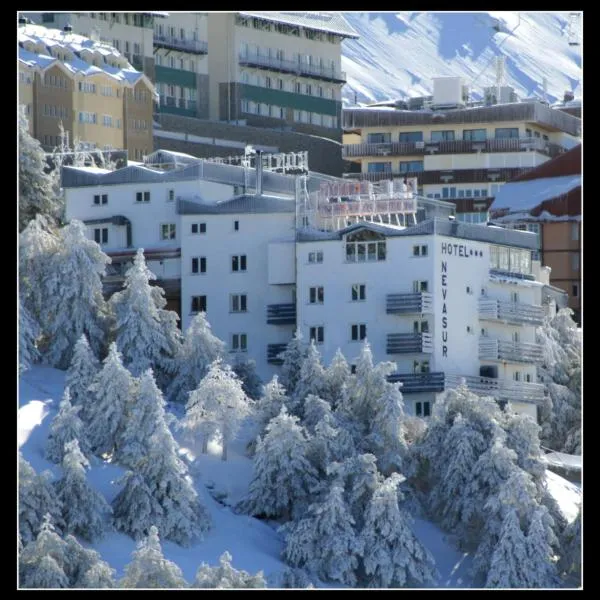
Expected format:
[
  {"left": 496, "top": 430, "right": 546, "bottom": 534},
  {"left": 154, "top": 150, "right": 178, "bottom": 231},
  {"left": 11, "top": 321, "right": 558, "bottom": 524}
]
[
  {"left": 278, "top": 329, "right": 307, "bottom": 399},
  {"left": 524, "top": 507, "right": 559, "bottom": 588},
  {"left": 558, "top": 506, "right": 581, "bottom": 585},
  {"left": 255, "top": 375, "right": 289, "bottom": 435},
  {"left": 19, "top": 297, "right": 40, "bottom": 373},
  {"left": 192, "top": 552, "right": 266, "bottom": 588},
  {"left": 232, "top": 357, "right": 263, "bottom": 401},
  {"left": 323, "top": 348, "right": 351, "bottom": 408},
  {"left": 65, "top": 334, "right": 100, "bottom": 415},
  {"left": 293, "top": 340, "right": 327, "bottom": 410}
]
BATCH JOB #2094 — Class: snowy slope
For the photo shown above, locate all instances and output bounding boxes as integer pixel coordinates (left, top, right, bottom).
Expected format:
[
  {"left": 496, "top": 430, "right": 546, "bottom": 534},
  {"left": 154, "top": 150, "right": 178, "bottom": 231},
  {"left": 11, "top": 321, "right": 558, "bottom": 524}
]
[{"left": 341, "top": 12, "right": 582, "bottom": 105}]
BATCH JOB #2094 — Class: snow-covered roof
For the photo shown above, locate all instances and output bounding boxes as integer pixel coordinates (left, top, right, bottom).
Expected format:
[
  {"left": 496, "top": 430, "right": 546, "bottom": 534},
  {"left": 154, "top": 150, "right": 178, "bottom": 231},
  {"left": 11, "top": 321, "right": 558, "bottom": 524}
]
[
  {"left": 178, "top": 195, "right": 295, "bottom": 215},
  {"left": 490, "top": 175, "right": 581, "bottom": 212},
  {"left": 18, "top": 24, "right": 152, "bottom": 89},
  {"left": 238, "top": 12, "right": 359, "bottom": 38}
]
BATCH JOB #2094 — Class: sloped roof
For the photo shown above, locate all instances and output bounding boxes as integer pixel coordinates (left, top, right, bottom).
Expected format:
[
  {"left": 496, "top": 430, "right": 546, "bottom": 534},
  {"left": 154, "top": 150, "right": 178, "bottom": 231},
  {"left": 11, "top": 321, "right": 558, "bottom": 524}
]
[
  {"left": 238, "top": 12, "right": 359, "bottom": 39},
  {"left": 510, "top": 144, "right": 581, "bottom": 182},
  {"left": 178, "top": 195, "right": 295, "bottom": 215}
]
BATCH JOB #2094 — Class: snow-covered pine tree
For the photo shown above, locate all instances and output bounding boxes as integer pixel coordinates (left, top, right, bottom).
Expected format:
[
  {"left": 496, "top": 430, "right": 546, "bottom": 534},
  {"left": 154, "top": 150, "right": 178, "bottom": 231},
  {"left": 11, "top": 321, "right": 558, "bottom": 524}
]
[
  {"left": 428, "top": 414, "right": 487, "bottom": 532},
  {"left": 19, "top": 214, "right": 60, "bottom": 332},
  {"left": 86, "top": 343, "right": 134, "bottom": 457},
  {"left": 63, "top": 534, "right": 115, "bottom": 588},
  {"left": 278, "top": 329, "right": 307, "bottom": 399},
  {"left": 167, "top": 311, "right": 226, "bottom": 404},
  {"left": 185, "top": 360, "right": 251, "bottom": 461},
  {"left": 240, "top": 407, "right": 319, "bottom": 521},
  {"left": 293, "top": 340, "right": 327, "bottom": 412},
  {"left": 116, "top": 369, "right": 167, "bottom": 469},
  {"left": 110, "top": 248, "right": 182, "bottom": 388},
  {"left": 45, "top": 387, "right": 90, "bottom": 464},
  {"left": 19, "top": 297, "right": 40, "bottom": 374},
  {"left": 302, "top": 394, "right": 333, "bottom": 434},
  {"left": 281, "top": 483, "right": 363, "bottom": 587},
  {"left": 359, "top": 473, "right": 438, "bottom": 588},
  {"left": 55, "top": 440, "right": 112, "bottom": 542},
  {"left": 367, "top": 380, "right": 408, "bottom": 476},
  {"left": 18, "top": 106, "right": 61, "bottom": 231},
  {"left": 113, "top": 425, "right": 210, "bottom": 546},
  {"left": 322, "top": 348, "right": 351, "bottom": 409},
  {"left": 119, "top": 526, "right": 187, "bottom": 588},
  {"left": 65, "top": 334, "right": 100, "bottom": 416},
  {"left": 19, "top": 455, "right": 63, "bottom": 544},
  {"left": 255, "top": 375, "right": 289, "bottom": 435},
  {"left": 19, "top": 515, "right": 69, "bottom": 589},
  {"left": 42, "top": 220, "right": 110, "bottom": 368},
  {"left": 270, "top": 567, "right": 315, "bottom": 589},
  {"left": 524, "top": 507, "right": 559, "bottom": 588},
  {"left": 231, "top": 357, "right": 263, "bottom": 401},
  {"left": 537, "top": 308, "right": 581, "bottom": 454},
  {"left": 192, "top": 552, "right": 266, "bottom": 588},
  {"left": 485, "top": 508, "right": 530, "bottom": 588},
  {"left": 558, "top": 506, "right": 581, "bottom": 585}
]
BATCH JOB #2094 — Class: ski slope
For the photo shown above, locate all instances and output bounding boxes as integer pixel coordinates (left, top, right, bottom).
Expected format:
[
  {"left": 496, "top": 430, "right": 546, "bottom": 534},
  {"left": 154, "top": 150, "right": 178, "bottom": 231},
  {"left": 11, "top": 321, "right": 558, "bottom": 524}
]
[{"left": 341, "top": 12, "right": 582, "bottom": 105}]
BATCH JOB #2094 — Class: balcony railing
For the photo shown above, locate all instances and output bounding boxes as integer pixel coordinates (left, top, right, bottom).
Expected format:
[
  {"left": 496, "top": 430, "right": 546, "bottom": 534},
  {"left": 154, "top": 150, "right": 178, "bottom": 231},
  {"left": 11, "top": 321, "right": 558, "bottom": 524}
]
[
  {"left": 266, "top": 303, "right": 296, "bottom": 325},
  {"left": 479, "top": 299, "right": 545, "bottom": 326},
  {"left": 445, "top": 374, "right": 545, "bottom": 404},
  {"left": 153, "top": 34, "right": 208, "bottom": 54},
  {"left": 343, "top": 141, "right": 425, "bottom": 158},
  {"left": 387, "top": 292, "right": 433, "bottom": 315},
  {"left": 388, "top": 371, "right": 445, "bottom": 393},
  {"left": 387, "top": 333, "right": 433, "bottom": 354},
  {"left": 267, "top": 343, "right": 288, "bottom": 365},
  {"left": 238, "top": 53, "right": 346, "bottom": 83},
  {"left": 479, "top": 338, "right": 544, "bottom": 364}
]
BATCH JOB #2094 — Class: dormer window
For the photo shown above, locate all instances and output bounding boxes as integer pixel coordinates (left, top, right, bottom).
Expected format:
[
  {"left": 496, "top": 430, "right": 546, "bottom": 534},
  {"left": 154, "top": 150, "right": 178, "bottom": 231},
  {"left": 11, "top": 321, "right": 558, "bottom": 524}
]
[{"left": 345, "top": 229, "right": 386, "bottom": 262}]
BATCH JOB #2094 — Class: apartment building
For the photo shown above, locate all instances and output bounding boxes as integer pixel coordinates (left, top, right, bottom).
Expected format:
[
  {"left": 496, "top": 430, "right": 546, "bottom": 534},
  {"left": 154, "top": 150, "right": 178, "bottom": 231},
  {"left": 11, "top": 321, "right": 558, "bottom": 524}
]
[
  {"left": 490, "top": 144, "right": 581, "bottom": 324},
  {"left": 62, "top": 148, "right": 555, "bottom": 419},
  {"left": 342, "top": 76, "right": 581, "bottom": 221},
  {"left": 18, "top": 22, "right": 156, "bottom": 160},
  {"left": 24, "top": 12, "right": 358, "bottom": 176}
]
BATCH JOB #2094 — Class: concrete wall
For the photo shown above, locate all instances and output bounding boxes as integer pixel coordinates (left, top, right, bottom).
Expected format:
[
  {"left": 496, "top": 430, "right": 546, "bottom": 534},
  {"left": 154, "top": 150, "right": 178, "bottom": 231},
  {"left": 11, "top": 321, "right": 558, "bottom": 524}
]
[{"left": 154, "top": 113, "right": 344, "bottom": 176}]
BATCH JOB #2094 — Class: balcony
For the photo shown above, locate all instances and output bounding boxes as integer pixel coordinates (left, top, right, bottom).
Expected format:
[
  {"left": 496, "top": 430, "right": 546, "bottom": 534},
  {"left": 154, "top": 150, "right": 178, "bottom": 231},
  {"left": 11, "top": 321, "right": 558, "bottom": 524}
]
[
  {"left": 479, "top": 299, "right": 545, "bottom": 326},
  {"left": 158, "top": 96, "right": 197, "bottom": 116},
  {"left": 266, "top": 303, "right": 296, "bottom": 325},
  {"left": 388, "top": 371, "right": 445, "bottom": 393},
  {"left": 342, "top": 137, "right": 565, "bottom": 159},
  {"left": 238, "top": 53, "right": 346, "bottom": 83},
  {"left": 153, "top": 34, "right": 208, "bottom": 55},
  {"left": 267, "top": 343, "right": 288, "bottom": 365},
  {"left": 387, "top": 333, "right": 433, "bottom": 354},
  {"left": 387, "top": 293, "right": 433, "bottom": 315},
  {"left": 479, "top": 338, "right": 544, "bottom": 364},
  {"left": 445, "top": 374, "right": 545, "bottom": 404}
]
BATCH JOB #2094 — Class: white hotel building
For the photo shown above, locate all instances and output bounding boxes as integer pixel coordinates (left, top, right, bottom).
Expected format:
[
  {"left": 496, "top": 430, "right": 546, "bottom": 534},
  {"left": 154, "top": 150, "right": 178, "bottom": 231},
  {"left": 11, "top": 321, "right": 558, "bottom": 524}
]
[{"left": 62, "top": 149, "right": 562, "bottom": 419}]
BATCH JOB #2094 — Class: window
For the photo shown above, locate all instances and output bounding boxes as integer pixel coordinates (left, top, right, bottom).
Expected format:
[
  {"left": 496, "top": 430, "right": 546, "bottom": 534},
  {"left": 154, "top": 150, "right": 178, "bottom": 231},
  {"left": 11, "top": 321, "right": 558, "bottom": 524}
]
[
  {"left": 234, "top": 220, "right": 239, "bottom": 231},
  {"left": 466, "top": 325, "right": 472, "bottom": 333},
  {"left": 102, "top": 115, "right": 112, "bottom": 127},
  {"left": 513, "top": 371, "right": 521, "bottom": 382},
  {"left": 367, "top": 162, "right": 392, "bottom": 173},
  {"left": 308, "top": 251, "right": 323, "bottom": 263},
  {"left": 413, "top": 360, "right": 430, "bottom": 374},
  {"left": 495, "top": 127, "right": 519, "bottom": 139},
  {"left": 413, "top": 245, "right": 428, "bottom": 257},
  {"left": 399, "top": 131, "right": 423, "bottom": 142},
  {"left": 351, "top": 284, "right": 366, "bottom": 301},
  {"left": 136, "top": 191, "right": 150, "bottom": 203},
  {"left": 525, "top": 128, "right": 532, "bottom": 138},
  {"left": 413, "top": 280, "right": 429, "bottom": 293},
  {"left": 512, "top": 331, "right": 520, "bottom": 343},
  {"left": 93, "top": 194, "right": 108, "bottom": 205},
  {"left": 572, "top": 283, "right": 579, "bottom": 297},
  {"left": 351, "top": 324, "right": 367, "bottom": 341},
  {"left": 572, "top": 253, "right": 580, "bottom": 271},
  {"left": 511, "top": 291, "right": 519, "bottom": 303},
  {"left": 466, "top": 286, "right": 472, "bottom": 295},
  {"left": 431, "top": 130, "right": 455, "bottom": 142},
  {"left": 350, "top": 365, "right": 357, "bottom": 375},
  {"left": 463, "top": 129, "right": 487, "bottom": 141},
  {"left": 367, "top": 132, "right": 391, "bottom": 144},
  {"left": 191, "top": 223, "right": 206, "bottom": 234},
  {"left": 295, "top": 82, "right": 301, "bottom": 94},
  {"left": 306, "top": 84, "right": 312, "bottom": 95},
  {"left": 191, "top": 257, "right": 207, "bottom": 274},
  {"left": 94, "top": 228, "right": 108, "bottom": 244},
  {"left": 231, "top": 294, "right": 247, "bottom": 312},
  {"left": 413, "top": 320, "right": 429, "bottom": 333},
  {"left": 415, "top": 401, "right": 431, "bottom": 417},
  {"left": 167, "top": 189, "right": 175, "bottom": 202},
  {"left": 309, "top": 326, "right": 324, "bottom": 344},
  {"left": 191, "top": 295, "right": 207, "bottom": 313},
  {"left": 231, "top": 333, "right": 247, "bottom": 352},
  {"left": 399, "top": 161, "right": 424, "bottom": 173},
  {"left": 572, "top": 223, "right": 579, "bottom": 241},
  {"left": 160, "top": 224, "right": 176, "bottom": 240},
  {"left": 232, "top": 255, "right": 247, "bottom": 272},
  {"left": 345, "top": 230, "right": 386, "bottom": 262},
  {"left": 525, "top": 373, "right": 532, "bottom": 383},
  {"left": 265, "top": 76, "right": 272, "bottom": 88},
  {"left": 309, "top": 286, "right": 324, "bottom": 304}
]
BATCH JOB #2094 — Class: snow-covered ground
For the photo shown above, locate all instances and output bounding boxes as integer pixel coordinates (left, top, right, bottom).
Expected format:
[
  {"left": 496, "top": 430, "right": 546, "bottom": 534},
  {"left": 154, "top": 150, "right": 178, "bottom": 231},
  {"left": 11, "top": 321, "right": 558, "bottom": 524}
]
[
  {"left": 341, "top": 12, "right": 582, "bottom": 105},
  {"left": 18, "top": 365, "right": 582, "bottom": 587}
]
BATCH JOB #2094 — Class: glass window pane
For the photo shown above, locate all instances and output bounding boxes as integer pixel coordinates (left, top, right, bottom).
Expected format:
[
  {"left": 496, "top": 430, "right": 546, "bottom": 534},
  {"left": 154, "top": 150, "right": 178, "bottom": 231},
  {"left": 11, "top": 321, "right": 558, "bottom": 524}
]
[{"left": 357, "top": 243, "right": 366, "bottom": 262}]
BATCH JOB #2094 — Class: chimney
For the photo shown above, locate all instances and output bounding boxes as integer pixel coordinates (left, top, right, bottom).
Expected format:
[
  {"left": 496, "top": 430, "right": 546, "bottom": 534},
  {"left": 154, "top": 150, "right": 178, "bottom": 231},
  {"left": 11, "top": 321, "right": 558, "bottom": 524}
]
[
  {"left": 564, "top": 90, "right": 575, "bottom": 103},
  {"left": 255, "top": 150, "right": 263, "bottom": 196}
]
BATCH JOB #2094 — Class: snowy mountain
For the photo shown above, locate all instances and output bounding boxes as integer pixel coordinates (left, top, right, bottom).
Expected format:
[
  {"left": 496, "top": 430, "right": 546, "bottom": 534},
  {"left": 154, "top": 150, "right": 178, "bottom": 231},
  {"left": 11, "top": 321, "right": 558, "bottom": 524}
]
[{"left": 341, "top": 12, "right": 582, "bottom": 106}]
